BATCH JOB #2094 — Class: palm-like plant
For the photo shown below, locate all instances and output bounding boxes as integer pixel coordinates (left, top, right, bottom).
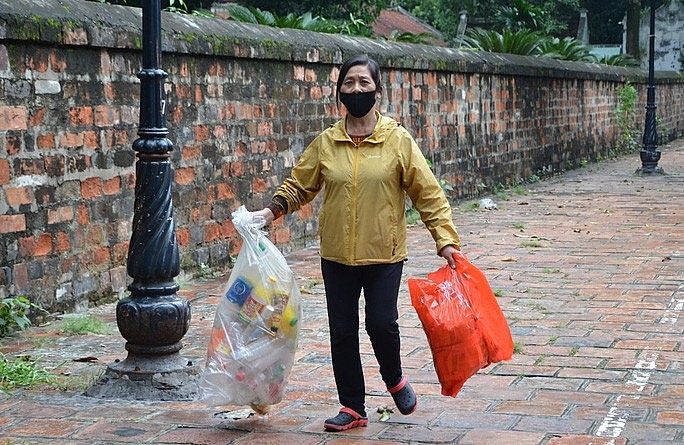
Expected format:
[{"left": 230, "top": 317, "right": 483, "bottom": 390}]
[
  {"left": 387, "top": 30, "right": 436, "bottom": 44},
  {"left": 598, "top": 54, "right": 640, "bottom": 67},
  {"left": 462, "top": 28, "right": 546, "bottom": 56},
  {"left": 226, "top": 5, "right": 272, "bottom": 25},
  {"left": 538, "top": 37, "right": 596, "bottom": 62},
  {"left": 227, "top": 4, "right": 325, "bottom": 32},
  {"left": 226, "top": 5, "right": 371, "bottom": 36},
  {"left": 494, "top": 0, "right": 545, "bottom": 32}
]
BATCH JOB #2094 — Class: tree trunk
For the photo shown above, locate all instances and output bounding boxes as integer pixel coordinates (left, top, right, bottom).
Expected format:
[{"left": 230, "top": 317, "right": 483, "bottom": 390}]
[{"left": 625, "top": 0, "right": 641, "bottom": 59}]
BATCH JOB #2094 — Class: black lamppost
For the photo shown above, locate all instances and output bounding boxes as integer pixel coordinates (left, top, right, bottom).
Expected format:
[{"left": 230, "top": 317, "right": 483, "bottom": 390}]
[
  {"left": 636, "top": 0, "right": 664, "bottom": 175},
  {"left": 87, "top": 0, "right": 198, "bottom": 400}
]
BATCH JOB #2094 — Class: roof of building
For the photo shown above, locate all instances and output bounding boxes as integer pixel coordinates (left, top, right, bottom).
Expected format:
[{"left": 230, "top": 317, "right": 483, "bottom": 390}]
[{"left": 372, "top": 6, "right": 446, "bottom": 46}]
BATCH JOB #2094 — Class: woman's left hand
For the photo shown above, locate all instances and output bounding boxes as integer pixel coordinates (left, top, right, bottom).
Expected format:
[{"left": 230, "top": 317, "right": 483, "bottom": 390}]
[{"left": 438, "top": 245, "right": 459, "bottom": 269}]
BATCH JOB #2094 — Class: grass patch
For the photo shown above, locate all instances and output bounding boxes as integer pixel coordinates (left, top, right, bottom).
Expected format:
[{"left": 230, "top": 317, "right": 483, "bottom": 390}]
[
  {"left": 542, "top": 268, "right": 563, "bottom": 274},
  {"left": 56, "top": 314, "right": 111, "bottom": 336},
  {"left": 494, "top": 191, "right": 510, "bottom": 201},
  {"left": 406, "top": 207, "right": 421, "bottom": 225},
  {"left": 520, "top": 239, "right": 544, "bottom": 248},
  {"left": 0, "top": 353, "right": 55, "bottom": 391},
  {"left": 513, "top": 342, "right": 524, "bottom": 354},
  {"left": 512, "top": 222, "right": 525, "bottom": 230},
  {"left": 463, "top": 202, "right": 480, "bottom": 212},
  {"left": 548, "top": 335, "right": 558, "bottom": 345},
  {"left": 513, "top": 185, "right": 527, "bottom": 195},
  {"left": 493, "top": 289, "right": 504, "bottom": 297},
  {"left": 569, "top": 346, "right": 579, "bottom": 356},
  {"left": 519, "top": 301, "right": 547, "bottom": 313}
]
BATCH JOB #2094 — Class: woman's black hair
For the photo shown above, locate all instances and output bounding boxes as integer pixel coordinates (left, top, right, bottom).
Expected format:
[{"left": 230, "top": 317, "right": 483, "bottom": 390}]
[{"left": 336, "top": 54, "right": 382, "bottom": 101}]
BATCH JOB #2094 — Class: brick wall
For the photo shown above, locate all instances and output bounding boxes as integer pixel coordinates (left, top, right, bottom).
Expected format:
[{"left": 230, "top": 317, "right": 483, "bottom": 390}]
[{"left": 1, "top": 0, "right": 683, "bottom": 315}]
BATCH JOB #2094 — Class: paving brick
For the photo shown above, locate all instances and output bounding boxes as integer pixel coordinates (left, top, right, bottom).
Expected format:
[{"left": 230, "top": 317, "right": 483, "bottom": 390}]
[
  {"left": 326, "top": 438, "right": 404, "bottom": 445},
  {"left": 491, "top": 400, "right": 569, "bottom": 416},
  {"left": 656, "top": 410, "right": 684, "bottom": 425},
  {"left": 459, "top": 430, "right": 545, "bottom": 445},
  {"left": 556, "top": 368, "right": 627, "bottom": 381},
  {"left": 513, "top": 416, "right": 594, "bottom": 435},
  {"left": 533, "top": 391, "right": 610, "bottom": 410},
  {"left": 435, "top": 411, "right": 518, "bottom": 430},
  {"left": 71, "top": 419, "right": 166, "bottom": 442},
  {"left": 546, "top": 436, "right": 626, "bottom": 445},
  {"left": 154, "top": 425, "right": 247, "bottom": 444},
  {"left": 233, "top": 430, "right": 326, "bottom": 444},
  {"left": 3, "top": 418, "right": 87, "bottom": 439},
  {"left": 379, "top": 423, "right": 462, "bottom": 443},
  {"left": 2, "top": 144, "right": 683, "bottom": 445}
]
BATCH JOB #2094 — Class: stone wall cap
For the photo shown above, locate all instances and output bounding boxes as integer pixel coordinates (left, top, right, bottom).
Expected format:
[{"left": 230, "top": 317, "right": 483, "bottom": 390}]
[{"left": 2, "top": 0, "right": 681, "bottom": 83}]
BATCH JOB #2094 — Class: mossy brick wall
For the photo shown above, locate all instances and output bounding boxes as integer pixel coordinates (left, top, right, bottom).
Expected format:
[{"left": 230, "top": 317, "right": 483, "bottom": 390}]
[{"left": 0, "top": 0, "right": 683, "bottom": 314}]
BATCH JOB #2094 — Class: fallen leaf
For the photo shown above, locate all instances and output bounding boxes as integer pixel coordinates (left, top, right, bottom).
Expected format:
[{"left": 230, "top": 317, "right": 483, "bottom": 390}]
[
  {"left": 501, "top": 257, "right": 518, "bottom": 262},
  {"left": 73, "top": 356, "right": 99, "bottom": 363},
  {"left": 377, "top": 405, "right": 394, "bottom": 422}
]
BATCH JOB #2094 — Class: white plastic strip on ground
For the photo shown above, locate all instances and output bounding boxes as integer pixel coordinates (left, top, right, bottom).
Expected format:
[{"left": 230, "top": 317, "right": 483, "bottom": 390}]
[
  {"left": 593, "top": 283, "right": 683, "bottom": 443},
  {"left": 659, "top": 284, "right": 684, "bottom": 324},
  {"left": 594, "top": 351, "right": 659, "bottom": 441}
]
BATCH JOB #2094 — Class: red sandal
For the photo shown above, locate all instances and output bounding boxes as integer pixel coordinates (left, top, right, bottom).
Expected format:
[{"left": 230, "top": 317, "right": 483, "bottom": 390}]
[
  {"left": 323, "top": 407, "right": 368, "bottom": 431},
  {"left": 388, "top": 376, "right": 417, "bottom": 415}
]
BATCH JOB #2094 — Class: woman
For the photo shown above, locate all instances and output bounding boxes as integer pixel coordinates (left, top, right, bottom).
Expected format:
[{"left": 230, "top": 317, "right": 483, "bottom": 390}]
[{"left": 251, "top": 54, "right": 460, "bottom": 431}]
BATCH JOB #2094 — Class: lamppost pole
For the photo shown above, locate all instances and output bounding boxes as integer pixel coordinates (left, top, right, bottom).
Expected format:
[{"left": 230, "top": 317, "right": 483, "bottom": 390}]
[
  {"left": 87, "top": 0, "right": 198, "bottom": 400},
  {"left": 636, "top": 0, "right": 664, "bottom": 175}
]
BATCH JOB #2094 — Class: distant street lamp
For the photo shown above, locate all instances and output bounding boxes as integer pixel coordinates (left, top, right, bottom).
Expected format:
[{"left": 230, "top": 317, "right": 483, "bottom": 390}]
[
  {"left": 87, "top": 0, "right": 198, "bottom": 400},
  {"left": 636, "top": 0, "right": 664, "bottom": 175}
]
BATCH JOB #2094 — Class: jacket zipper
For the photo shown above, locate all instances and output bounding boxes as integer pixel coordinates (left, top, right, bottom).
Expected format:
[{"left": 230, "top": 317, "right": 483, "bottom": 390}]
[{"left": 350, "top": 142, "right": 360, "bottom": 261}]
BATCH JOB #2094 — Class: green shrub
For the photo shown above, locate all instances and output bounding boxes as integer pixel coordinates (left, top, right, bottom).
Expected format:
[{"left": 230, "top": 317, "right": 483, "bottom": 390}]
[{"left": 0, "top": 296, "right": 38, "bottom": 338}]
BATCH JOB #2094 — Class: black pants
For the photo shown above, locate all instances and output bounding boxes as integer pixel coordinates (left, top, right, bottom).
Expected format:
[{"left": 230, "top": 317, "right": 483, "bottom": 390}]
[{"left": 321, "top": 258, "right": 404, "bottom": 416}]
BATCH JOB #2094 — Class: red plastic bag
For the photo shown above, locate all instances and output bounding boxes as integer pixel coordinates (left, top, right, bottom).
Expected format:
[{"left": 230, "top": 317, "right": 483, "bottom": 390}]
[{"left": 408, "top": 251, "right": 513, "bottom": 397}]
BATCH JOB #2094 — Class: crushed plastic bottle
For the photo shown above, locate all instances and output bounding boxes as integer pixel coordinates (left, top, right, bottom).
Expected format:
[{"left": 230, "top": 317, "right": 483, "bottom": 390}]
[{"left": 479, "top": 198, "right": 497, "bottom": 210}]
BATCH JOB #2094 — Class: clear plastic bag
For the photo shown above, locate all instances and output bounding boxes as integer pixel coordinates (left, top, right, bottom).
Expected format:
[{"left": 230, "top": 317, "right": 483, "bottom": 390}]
[{"left": 199, "top": 206, "right": 302, "bottom": 409}]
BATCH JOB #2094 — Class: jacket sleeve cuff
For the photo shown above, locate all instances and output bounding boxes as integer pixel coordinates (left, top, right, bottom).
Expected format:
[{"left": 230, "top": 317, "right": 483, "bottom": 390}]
[{"left": 267, "top": 195, "right": 288, "bottom": 219}]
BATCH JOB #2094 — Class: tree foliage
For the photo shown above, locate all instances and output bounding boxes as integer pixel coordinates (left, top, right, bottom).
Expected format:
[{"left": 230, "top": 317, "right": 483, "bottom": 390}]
[
  {"left": 231, "top": 0, "right": 389, "bottom": 27},
  {"left": 88, "top": 0, "right": 214, "bottom": 12},
  {"left": 401, "top": 0, "right": 580, "bottom": 42}
]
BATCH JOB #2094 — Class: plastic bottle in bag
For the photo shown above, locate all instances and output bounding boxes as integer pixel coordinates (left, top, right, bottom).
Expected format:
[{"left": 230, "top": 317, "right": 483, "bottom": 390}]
[
  {"left": 269, "top": 291, "right": 290, "bottom": 334},
  {"left": 239, "top": 285, "right": 270, "bottom": 322}
]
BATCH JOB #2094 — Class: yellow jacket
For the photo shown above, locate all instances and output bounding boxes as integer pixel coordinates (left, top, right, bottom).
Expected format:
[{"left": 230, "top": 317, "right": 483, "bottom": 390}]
[{"left": 274, "top": 112, "right": 460, "bottom": 266}]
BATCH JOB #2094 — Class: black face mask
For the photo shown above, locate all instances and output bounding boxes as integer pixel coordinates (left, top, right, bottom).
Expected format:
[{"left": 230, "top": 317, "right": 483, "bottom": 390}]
[{"left": 339, "top": 91, "right": 377, "bottom": 118}]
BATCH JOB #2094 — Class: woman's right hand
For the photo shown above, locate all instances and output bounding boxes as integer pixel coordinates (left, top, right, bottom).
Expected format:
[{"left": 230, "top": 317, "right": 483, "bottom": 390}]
[{"left": 249, "top": 208, "right": 275, "bottom": 228}]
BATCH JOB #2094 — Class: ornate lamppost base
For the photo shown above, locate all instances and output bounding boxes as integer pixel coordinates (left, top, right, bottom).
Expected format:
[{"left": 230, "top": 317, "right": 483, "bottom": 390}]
[
  {"left": 86, "top": 353, "right": 200, "bottom": 401},
  {"left": 635, "top": 166, "right": 665, "bottom": 175},
  {"left": 635, "top": 149, "right": 665, "bottom": 175}
]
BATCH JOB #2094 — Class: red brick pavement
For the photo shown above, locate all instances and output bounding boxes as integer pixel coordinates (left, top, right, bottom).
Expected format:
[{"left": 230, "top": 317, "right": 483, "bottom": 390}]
[{"left": 1, "top": 140, "right": 682, "bottom": 444}]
